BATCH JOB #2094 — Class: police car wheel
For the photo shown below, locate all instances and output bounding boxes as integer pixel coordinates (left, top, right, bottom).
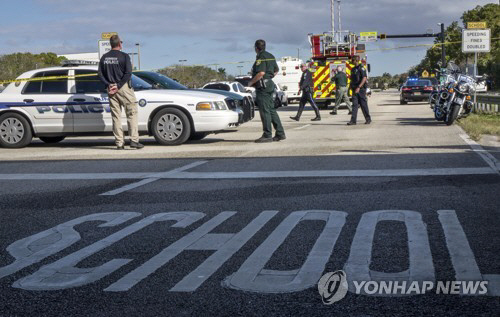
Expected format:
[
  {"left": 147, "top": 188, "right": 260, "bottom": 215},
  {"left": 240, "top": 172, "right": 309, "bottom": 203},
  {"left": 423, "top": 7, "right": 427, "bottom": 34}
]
[
  {"left": 0, "top": 113, "right": 32, "bottom": 148},
  {"left": 39, "top": 136, "right": 66, "bottom": 144},
  {"left": 152, "top": 108, "right": 191, "bottom": 145}
]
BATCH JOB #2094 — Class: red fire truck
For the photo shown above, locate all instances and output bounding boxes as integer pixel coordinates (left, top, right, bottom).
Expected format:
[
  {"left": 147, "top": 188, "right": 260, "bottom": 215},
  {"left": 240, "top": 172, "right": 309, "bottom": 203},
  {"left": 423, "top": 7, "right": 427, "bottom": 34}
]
[{"left": 307, "top": 1, "right": 370, "bottom": 109}]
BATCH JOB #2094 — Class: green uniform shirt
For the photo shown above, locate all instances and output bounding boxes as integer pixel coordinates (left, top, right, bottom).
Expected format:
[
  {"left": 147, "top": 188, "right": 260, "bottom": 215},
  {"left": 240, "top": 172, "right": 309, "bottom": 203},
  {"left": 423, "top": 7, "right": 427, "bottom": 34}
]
[
  {"left": 334, "top": 72, "right": 348, "bottom": 87},
  {"left": 252, "top": 50, "right": 279, "bottom": 81}
]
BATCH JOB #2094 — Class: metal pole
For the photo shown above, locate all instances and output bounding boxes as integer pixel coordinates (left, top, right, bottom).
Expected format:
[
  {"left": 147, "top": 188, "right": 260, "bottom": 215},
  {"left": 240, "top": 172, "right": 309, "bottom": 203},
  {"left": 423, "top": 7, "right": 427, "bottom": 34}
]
[
  {"left": 441, "top": 23, "right": 446, "bottom": 67},
  {"left": 137, "top": 44, "right": 141, "bottom": 70},
  {"left": 297, "top": 48, "right": 300, "bottom": 59},
  {"left": 474, "top": 52, "right": 477, "bottom": 106},
  {"left": 331, "top": 0, "right": 335, "bottom": 36},
  {"left": 338, "top": 0, "right": 342, "bottom": 33}
]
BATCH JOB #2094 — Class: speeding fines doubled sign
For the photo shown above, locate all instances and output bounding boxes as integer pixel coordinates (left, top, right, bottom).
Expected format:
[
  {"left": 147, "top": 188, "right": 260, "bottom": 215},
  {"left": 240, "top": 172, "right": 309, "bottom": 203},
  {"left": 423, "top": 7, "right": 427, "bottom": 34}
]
[{"left": 462, "top": 29, "right": 490, "bottom": 53}]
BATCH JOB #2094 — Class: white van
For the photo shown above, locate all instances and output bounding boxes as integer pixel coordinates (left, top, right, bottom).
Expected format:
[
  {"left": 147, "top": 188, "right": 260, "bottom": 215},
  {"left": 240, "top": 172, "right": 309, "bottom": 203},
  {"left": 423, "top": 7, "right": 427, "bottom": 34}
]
[{"left": 273, "top": 56, "right": 303, "bottom": 102}]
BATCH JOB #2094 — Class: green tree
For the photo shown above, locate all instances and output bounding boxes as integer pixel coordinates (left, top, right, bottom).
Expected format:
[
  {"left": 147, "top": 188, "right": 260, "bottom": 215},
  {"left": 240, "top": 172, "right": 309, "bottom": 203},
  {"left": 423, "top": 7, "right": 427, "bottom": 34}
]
[
  {"left": 158, "top": 64, "right": 230, "bottom": 88},
  {"left": 0, "top": 52, "right": 66, "bottom": 82},
  {"left": 412, "top": 4, "right": 499, "bottom": 87}
]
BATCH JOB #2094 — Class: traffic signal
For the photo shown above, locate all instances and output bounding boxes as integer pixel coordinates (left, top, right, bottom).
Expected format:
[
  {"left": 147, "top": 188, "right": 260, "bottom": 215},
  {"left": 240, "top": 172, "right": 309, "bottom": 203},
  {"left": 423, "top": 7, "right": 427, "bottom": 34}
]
[{"left": 380, "top": 34, "right": 387, "bottom": 39}]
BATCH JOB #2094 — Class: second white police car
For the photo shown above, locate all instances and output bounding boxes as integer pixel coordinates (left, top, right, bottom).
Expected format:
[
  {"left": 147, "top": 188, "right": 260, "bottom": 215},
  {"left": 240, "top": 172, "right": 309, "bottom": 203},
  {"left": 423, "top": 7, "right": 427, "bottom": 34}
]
[{"left": 0, "top": 61, "right": 239, "bottom": 148}]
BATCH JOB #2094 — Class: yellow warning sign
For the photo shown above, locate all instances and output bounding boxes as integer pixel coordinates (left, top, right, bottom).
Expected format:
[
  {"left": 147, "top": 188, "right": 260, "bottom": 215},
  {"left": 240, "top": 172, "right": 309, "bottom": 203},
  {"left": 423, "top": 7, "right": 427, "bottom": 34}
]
[
  {"left": 467, "top": 22, "right": 487, "bottom": 29},
  {"left": 101, "top": 32, "right": 118, "bottom": 40},
  {"left": 422, "top": 70, "right": 429, "bottom": 77}
]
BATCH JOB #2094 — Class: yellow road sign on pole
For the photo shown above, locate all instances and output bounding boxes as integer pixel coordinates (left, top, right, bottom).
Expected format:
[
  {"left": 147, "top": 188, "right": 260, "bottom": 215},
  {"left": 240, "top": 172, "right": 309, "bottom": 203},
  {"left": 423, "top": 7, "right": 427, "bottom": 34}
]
[
  {"left": 101, "top": 32, "right": 118, "bottom": 40},
  {"left": 359, "top": 32, "right": 378, "bottom": 42},
  {"left": 422, "top": 70, "right": 429, "bottom": 77},
  {"left": 467, "top": 22, "right": 487, "bottom": 29}
]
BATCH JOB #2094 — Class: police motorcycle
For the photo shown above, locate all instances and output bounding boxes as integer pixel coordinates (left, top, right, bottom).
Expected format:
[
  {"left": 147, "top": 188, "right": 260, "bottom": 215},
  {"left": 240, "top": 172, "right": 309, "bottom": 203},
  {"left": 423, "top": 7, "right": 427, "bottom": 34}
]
[{"left": 430, "top": 62, "right": 477, "bottom": 125}]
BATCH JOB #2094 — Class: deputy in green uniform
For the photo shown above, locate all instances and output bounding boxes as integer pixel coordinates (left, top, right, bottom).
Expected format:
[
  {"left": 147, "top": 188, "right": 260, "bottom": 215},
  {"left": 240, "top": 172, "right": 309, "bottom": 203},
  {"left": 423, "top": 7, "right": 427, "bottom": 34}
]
[{"left": 248, "top": 39, "right": 286, "bottom": 143}]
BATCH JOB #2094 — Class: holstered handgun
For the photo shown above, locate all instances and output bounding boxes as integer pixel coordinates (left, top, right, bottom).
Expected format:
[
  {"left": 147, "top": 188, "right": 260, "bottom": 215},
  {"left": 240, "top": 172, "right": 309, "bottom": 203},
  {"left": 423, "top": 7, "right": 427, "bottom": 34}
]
[{"left": 254, "top": 78, "right": 267, "bottom": 89}]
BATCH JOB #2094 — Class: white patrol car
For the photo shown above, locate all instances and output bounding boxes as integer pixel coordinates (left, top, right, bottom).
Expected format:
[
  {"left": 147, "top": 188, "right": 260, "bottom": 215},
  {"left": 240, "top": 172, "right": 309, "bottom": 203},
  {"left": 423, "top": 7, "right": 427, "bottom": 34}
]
[{"left": 0, "top": 61, "right": 239, "bottom": 148}]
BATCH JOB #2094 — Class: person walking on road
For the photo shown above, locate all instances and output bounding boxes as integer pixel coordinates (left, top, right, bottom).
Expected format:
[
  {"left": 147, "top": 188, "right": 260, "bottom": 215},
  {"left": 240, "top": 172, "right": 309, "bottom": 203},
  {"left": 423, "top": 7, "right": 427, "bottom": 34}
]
[
  {"left": 98, "top": 34, "right": 144, "bottom": 150},
  {"left": 330, "top": 65, "right": 352, "bottom": 115},
  {"left": 290, "top": 63, "right": 321, "bottom": 121},
  {"left": 347, "top": 56, "right": 371, "bottom": 125},
  {"left": 248, "top": 39, "right": 286, "bottom": 143}
]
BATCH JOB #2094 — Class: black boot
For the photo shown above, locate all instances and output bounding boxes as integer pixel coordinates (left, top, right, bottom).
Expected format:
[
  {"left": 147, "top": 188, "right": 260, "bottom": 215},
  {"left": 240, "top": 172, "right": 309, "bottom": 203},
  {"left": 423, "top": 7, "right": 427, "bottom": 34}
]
[
  {"left": 290, "top": 107, "right": 303, "bottom": 121},
  {"left": 311, "top": 107, "right": 321, "bottom": 121}
]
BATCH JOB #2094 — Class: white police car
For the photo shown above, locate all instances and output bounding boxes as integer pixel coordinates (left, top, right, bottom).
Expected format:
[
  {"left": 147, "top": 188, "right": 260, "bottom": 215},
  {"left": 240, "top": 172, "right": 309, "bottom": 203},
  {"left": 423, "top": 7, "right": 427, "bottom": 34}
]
[{"left": 0, "top": 61, "right": 239, "bottom": 148}]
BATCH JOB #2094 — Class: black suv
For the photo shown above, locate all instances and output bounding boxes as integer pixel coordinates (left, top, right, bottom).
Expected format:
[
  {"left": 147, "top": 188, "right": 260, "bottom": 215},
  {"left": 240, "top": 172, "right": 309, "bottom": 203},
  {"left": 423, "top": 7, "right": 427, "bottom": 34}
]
[{"left": 400, "top": 78, "right": 433, "bottom": 104}]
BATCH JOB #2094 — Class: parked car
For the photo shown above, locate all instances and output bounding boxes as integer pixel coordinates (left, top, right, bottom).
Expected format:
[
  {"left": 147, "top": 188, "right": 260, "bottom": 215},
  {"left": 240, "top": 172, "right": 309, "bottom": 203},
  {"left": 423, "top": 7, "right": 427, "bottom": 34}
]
[
  {"left": 474, "top": 78, "right": 488, "bottom": 93},
  {"left": 234, "top": 76, "right": 256, "bottom": 100},
  {"left": 134, "top": 71, "right": 254, "bottom": 124},
  {"left": 0, "top": 61, "right": 238, "bottom": 148},
  {"left": 202, "top": 81, "right": 256, "bottom": 113},
  {"left": 400, "top": 78, "right": 434, "bottom": 104},
  {"left": 274, "top": 83, "right": 288, "bottom": 108}
]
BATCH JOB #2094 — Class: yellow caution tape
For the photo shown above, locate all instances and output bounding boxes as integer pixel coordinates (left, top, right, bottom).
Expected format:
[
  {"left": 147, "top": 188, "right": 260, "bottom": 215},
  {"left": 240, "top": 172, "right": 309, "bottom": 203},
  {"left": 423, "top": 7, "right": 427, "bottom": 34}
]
[{"left": 0, "top": 73, "right": 98, "bottom": 85}]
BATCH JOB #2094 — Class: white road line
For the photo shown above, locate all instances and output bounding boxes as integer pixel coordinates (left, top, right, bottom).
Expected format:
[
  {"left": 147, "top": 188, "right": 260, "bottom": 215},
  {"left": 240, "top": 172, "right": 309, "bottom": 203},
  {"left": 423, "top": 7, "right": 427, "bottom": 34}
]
[
  {"left": 293, "top": 124, "right": 311, "bottom": 130},
  {"left": 0, "top": 167, "right": 494, "bottom": 182},
  {"left": 99, "top": 161, "right": 207, "bottom": 196},
  {"left": 167, "top": 167, "right": 494, "bottom": 179},
  {"left": 99, "top": 178, "right": 161, "bottom": 196},
  {"left": 459, "top": 133, "right": 500, "bottom": 175},
  {"left": 0, "top": 173, "right": 148, "bottom": 180}
]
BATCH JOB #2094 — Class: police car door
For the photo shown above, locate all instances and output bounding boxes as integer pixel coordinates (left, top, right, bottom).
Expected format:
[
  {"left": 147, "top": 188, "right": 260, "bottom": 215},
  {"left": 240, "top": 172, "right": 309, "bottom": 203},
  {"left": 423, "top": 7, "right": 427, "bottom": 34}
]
[
  {"left": 70, "top": 69, "right": 113, "bottom": 132},
  {"left": 21, "top": 70, "right": 73, "bottom": 134}
]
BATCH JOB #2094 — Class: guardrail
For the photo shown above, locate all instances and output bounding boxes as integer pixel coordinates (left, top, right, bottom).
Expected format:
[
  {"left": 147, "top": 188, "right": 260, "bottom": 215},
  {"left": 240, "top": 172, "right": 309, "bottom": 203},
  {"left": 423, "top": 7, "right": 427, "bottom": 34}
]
[{"left": 474, "top": 94, "right": 500, "bottom": 113}]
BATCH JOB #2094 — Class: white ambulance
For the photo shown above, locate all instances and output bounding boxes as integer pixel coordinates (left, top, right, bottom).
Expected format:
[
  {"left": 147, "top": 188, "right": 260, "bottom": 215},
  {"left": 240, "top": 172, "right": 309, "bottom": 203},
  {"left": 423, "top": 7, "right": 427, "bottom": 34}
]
[{"left": 273, "top": 56, "right": 303, "bottom": 103}]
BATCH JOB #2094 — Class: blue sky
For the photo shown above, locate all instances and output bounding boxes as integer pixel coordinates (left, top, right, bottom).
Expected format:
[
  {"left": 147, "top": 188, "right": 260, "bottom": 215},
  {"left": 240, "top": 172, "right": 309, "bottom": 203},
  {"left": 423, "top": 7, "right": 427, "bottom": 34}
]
[{"left": 0, "top": 0, "right": 496, "bottom": 76}]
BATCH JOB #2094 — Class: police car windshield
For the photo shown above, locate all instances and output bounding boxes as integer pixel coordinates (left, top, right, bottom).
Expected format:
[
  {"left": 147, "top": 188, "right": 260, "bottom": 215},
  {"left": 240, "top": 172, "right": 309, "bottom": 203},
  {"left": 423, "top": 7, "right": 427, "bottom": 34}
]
[
  {"left": 152, "top": 73, "right": 187, "bottom": 90},
  {"left": 204, "top": 84, "right": 230, "bottom": 91},
  {"left": 131, "top": 75, "right": 153, "bottom": 91},
  {"left": 235, "top": 78, "right": 251, "bottom": 87}
]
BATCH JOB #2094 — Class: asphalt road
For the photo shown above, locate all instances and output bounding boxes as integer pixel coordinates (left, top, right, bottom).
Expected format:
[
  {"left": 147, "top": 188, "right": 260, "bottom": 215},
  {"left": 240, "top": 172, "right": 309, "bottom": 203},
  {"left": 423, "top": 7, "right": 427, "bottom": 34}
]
[{"left": 0, "top": 91, "right": 499, "bottom": 316}]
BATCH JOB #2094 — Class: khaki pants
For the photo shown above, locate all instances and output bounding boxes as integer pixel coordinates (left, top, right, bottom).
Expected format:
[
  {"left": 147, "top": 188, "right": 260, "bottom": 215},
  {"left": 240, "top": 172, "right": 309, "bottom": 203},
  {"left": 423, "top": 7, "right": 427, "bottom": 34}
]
[
  {"left": 333, "top": 86, "right": 352, "bottom": 112},
  {"left": 109, "top": 83, "right": 139, "bottom": 146}
]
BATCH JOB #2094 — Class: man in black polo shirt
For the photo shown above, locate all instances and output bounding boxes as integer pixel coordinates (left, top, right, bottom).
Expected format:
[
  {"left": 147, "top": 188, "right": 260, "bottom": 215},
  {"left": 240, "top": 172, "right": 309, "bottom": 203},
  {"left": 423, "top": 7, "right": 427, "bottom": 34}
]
[
  {"left": 347, "top": 56, "right": 371, "bottom": 125},
  {"left": 98, "top": 34, "right": 144, "bottom": 149}
]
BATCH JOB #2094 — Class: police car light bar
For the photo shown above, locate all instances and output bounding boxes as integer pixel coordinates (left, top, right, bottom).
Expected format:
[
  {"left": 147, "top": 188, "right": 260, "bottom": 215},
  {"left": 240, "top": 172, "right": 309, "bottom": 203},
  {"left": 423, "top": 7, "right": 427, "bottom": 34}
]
[{"left": 62, "top": 60, "right": 99, "bottom": 67}]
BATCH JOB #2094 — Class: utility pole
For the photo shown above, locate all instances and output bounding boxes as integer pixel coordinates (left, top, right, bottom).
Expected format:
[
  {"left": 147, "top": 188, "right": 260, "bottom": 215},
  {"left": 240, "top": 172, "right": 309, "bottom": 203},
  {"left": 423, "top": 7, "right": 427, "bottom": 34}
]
[
  {"left": 439, "top": 23, "right": 446, "bottom": 68},
  {"left": 237, "top": 65, "right": 243, "bottom": 76},
  {"left": 135, "top": 43, "right": 141, "bottom": 70},
  {"left": 331, "top": 0, "right": 335, "bottom": 35}
]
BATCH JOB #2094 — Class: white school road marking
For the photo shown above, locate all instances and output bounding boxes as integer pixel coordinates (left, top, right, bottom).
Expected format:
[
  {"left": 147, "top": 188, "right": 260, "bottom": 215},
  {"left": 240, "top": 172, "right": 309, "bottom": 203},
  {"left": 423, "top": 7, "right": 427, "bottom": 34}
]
[
  {"left": 459, "top": 133, "right": 500, "bottom": 175},
  {"left": 100, "top": 161, "right": 207, "bottom": 196}
]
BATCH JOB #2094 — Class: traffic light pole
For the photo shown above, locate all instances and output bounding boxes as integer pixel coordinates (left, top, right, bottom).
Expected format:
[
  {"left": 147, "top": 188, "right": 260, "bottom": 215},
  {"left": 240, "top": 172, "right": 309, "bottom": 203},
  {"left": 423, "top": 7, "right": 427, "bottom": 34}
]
[
  {"left": 377, "top": 25, "right": 447, "bottom": 80},
  {"left": 440, "top": 23, "right": 446, "bottom": 69}
]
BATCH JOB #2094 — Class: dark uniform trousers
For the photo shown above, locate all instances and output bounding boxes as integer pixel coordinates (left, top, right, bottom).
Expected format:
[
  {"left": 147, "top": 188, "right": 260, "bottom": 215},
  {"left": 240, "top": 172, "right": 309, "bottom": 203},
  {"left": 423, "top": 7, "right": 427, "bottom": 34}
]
[
  {"left": 297, "top": 89, "right": 319, "bottom": 117},
  {"left": 350, "top": 87, "right": 371, "bottom": 123},
  {"left": 256, "top": 88, "right": 285, "bottom": 138}
]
